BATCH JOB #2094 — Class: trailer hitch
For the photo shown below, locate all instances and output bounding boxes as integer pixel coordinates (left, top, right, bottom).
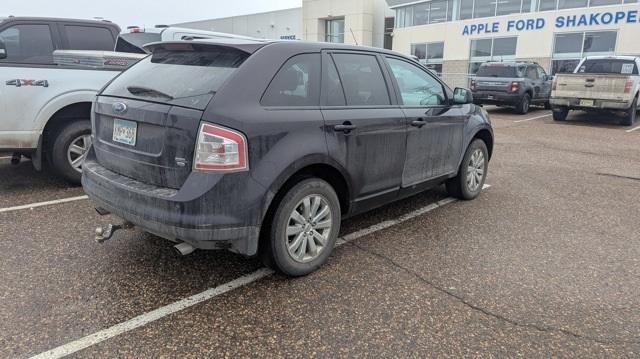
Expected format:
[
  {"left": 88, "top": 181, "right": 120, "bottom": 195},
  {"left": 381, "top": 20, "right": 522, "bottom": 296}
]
[{"left": 95, "top": 222, "right": 134, "bottom": 243}]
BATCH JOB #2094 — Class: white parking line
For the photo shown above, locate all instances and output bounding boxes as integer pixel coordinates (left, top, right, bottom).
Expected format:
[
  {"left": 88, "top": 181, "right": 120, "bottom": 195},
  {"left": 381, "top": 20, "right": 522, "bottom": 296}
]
[
  {"left": 513, "top": 114, "right": 552, "bottom": 123},
  {"left": 0, "top": 195, "right": 89, "bottom": 214},
  {"left": 30, "top": 184, "right": 490, "bottom": 359},
  {"left": 626, "top": 125, "right": 640, "bottom": 133}
]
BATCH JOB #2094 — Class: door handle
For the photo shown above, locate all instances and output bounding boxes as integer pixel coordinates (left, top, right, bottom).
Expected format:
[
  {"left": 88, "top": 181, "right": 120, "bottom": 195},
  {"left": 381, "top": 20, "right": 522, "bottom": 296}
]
[
  {"left": 411, "top": 119, "right": 427, "bottom": 128},
  {"left": 334, "top": 123, "right": 356, "bottom": 133}
]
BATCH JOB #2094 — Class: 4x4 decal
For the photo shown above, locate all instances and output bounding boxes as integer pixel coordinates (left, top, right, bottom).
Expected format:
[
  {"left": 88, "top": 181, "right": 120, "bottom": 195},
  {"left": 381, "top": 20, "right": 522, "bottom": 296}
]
[{"left": 5, "top": 79, "right": 49, "bottom": 88}]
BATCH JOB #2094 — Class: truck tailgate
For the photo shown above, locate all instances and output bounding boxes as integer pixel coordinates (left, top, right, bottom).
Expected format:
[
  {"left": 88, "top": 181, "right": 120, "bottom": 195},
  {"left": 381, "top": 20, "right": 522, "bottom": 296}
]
[{"left": 553, "top": 74, "right": 632, "bottom": 101}]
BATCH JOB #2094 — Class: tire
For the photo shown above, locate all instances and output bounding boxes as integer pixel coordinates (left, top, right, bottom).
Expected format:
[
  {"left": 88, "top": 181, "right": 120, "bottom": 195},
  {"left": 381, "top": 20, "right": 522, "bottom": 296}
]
[
  {"left": 262, "top": 178, "right": 341, "bottom": 277},
  {"left": 552, "top": 107, "right": 569, "bottom": 121},
  {"left": 50, "top": 120, "right": 92, "bottom": 184},
  {"left": 446, "top": 139, "right": 488, "bottom": 201},
  {"left": 620, "top": 96, "right": 637, "bottom": 126},
  {"left": 515, "top": 93, "right": 531, "bottom": 114}
]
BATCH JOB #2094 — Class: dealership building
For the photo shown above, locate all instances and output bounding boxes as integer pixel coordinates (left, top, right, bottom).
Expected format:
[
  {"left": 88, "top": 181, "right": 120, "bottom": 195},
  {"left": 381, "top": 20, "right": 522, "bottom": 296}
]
[{"left": 176, "top": 0, "right": 640, "bottom": 87}]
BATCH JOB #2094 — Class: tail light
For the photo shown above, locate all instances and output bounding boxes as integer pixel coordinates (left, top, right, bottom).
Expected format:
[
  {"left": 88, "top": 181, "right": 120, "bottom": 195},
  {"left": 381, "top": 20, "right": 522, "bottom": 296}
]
[
  {"left": 552, "top": 78, "right": 557, "bottom": 91},
  {"left": 470, "top": 79, "right": 476, "bottom": 91},
  {"left": 510, "top": 81, "right": 520, "bottom": 93},
  {"left": 193, "top": 123, "right": 248, "bottom": 172},
  {"left": 624, "top": 79, "right": 633, "bottom": 93}
]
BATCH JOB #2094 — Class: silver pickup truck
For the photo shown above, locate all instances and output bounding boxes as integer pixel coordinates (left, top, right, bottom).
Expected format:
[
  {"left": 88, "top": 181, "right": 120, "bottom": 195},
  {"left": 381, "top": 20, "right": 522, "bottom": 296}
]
[{"left": 550, "top": 56, "right": 640, "bottom": 126}]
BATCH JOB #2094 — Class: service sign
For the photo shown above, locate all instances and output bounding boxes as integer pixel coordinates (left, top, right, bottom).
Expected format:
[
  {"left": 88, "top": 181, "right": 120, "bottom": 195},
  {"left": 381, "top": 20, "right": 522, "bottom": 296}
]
[{"left": 462, "top": 9, "right": 639, "bottom": 36}]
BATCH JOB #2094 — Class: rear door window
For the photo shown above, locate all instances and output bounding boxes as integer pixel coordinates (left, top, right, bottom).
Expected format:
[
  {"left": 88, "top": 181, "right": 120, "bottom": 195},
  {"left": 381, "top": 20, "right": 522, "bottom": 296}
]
[
  {"left": 64, "top": 25, "right": 115, "bottom": 50},
  {"left": 332, "top": 53, "right": 391, "bottom": 106},
  {"left": 102, "top": 43, "right": 250, "bottom": 110},
  {"left": 526, "top": 66, "right": 538, "bottom": 80},
  {"left": 261, "top": 53, "right": 321, "bottom": 107},
  {"left": 0, "top": 24, "right": 55, "bottom": 64}
]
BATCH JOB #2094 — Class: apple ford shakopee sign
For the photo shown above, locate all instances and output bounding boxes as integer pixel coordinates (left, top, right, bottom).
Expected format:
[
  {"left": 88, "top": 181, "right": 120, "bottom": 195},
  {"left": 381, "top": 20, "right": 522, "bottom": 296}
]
[{"left": 462, "top": 9, "right": 639, "bottom": 36}]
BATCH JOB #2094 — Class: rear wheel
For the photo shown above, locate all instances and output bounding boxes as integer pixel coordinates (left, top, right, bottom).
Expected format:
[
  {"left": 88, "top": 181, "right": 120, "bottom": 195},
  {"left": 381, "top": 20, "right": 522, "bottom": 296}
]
[
  {"left": 262, "top": 178, "right": 341, "bottom": 277},
  {"left": 50, "top": 120, "right": 92, "bottom": 184},
  {"left": 552, "top": 107, "right": 569, "bottom": 121},
  {"left": 446, "top": 139, "right": 488, "bottom": 200},
  {"left": 620, "top": 96, "right": 638, "bottom": 126},
  {"left": 515, "top": 93, "right": 531, "bottom": 114}
]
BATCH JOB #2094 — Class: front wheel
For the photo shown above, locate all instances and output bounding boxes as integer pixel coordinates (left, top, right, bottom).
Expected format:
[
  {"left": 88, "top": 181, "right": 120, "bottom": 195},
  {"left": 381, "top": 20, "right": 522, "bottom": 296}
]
[
  {"left": 262, "top": 178, "right": 341, "bottom": 277},
  {"left": 50, "top": 120, "right": 92, "bottom": 184},
  {"left": 446, "top": 139, "right": 488, "bottom": 200}
]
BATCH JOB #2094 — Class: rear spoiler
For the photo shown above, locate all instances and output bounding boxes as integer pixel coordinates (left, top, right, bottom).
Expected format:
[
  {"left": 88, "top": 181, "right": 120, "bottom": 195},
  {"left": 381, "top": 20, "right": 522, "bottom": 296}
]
[
  {"left": 53, "top": 50, "right": 147, "bottom": 70},
  {"left": 143, "top": 39, "right": 269, "bottom": 55}
]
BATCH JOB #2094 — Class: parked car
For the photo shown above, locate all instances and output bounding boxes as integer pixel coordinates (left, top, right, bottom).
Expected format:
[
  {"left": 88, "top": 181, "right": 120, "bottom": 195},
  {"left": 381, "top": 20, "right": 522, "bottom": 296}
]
[
  {"left": 471, "top": 62, "right": 553, "bottom": 114},
  {"left": 115, "top": 25, "right": 261, "bottom": 54},
  {"left": 0, "top": 18, "right": 259, "bottom": 183},
  {"left": 550, "top": 56, "right": 640, "bottom": 126},
  {"left": 83, "top": 39, "right": 494, "bottom": 276}
]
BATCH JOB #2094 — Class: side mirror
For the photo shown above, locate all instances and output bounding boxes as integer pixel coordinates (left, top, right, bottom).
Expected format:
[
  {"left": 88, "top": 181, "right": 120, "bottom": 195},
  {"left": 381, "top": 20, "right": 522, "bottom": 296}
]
[
  {"left": 453, "top": 87, "right": 473, "bottom": 105},
  {"left": 0, "top": 40, "right": 6, "bottom": 60}
]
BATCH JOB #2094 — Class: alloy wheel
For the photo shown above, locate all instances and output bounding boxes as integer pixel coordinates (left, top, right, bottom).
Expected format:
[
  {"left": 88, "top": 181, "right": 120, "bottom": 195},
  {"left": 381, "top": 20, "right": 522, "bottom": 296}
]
[
  {"left": 466, "top": 149, "right": 485, "bottom": 192},
  {"left": 285, "top": 194, "right": 333, "bottom": 263},
  {"left": 67, "top": 134, "right": 92, "bottom": 173}
]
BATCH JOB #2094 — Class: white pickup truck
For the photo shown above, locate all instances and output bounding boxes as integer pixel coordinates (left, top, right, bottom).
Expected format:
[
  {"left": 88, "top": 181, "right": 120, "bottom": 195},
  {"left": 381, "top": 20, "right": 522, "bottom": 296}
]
[
  {"left": 0, "top": 18, "right": 259, "bottom": 183},
  {"left": 550, "top": 56, "right": 640, "bottom": 126}
]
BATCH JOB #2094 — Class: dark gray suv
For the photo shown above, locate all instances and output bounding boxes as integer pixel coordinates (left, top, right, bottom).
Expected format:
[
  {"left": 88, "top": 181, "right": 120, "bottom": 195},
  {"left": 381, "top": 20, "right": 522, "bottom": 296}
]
[
  {"left": 471, "top": 62, "right": 553, "bottom": 114},
  {"left": 82, "top": 40, "right": 494, "bottom": 276}
]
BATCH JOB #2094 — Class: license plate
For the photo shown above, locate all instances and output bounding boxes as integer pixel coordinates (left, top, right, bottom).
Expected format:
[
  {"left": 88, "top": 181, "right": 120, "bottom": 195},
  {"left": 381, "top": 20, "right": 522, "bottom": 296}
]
[
  {"left": 579, "top": 99, "right": 594, "bottom": 107},
  {"left": 112, "top": 119, "right": 137, "bottom": 146}
]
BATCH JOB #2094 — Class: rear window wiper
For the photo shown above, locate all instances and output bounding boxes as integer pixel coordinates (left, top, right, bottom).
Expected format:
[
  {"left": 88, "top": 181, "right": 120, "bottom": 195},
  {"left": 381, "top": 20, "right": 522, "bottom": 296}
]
[{"left": 127, "top": 86, "right": 174, "bottom": 100}]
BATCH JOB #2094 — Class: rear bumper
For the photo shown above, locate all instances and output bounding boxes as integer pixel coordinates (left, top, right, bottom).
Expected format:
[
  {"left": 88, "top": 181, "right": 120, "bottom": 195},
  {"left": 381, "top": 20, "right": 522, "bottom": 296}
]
[
  {"left": 472, "top": 91, "right": 521, "bottom": 106},
  {"left": 550, "top": 97, "right": 632, "bottom": 111},
  {"left": 82, "top": 151, "right": 265, "bottom": 256}
]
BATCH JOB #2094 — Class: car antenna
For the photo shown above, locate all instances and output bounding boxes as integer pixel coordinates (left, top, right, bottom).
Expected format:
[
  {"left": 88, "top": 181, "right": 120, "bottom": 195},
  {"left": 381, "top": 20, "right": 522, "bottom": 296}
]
[{"left": 350, "top": 28, "right": 358, "bottom": 46}]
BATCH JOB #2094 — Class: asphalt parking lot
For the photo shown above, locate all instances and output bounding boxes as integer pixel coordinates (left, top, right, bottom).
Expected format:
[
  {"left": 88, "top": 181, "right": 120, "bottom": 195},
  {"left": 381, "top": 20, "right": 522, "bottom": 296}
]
[{"left": 1, "top": 107, "right": 639, "bottom": 358}]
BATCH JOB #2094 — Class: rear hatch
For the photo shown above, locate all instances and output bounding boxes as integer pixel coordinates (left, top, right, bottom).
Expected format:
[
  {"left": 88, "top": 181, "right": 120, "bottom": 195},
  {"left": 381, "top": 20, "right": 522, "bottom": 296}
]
[
  {"left": 474, "top": 64, "right": 521, "bottom": 93},
  {"left": 93, "top": 42, "right": 251, "bottom": 189},
  {"left": 553, "top": 59, "right": 638, "bottom": 101}
]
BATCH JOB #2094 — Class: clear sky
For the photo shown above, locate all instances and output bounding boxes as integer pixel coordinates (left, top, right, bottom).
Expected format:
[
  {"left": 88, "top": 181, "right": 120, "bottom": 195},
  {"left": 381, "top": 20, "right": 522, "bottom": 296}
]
[{"left": 3, "top": 0, "right": 302, "bottom": 30}]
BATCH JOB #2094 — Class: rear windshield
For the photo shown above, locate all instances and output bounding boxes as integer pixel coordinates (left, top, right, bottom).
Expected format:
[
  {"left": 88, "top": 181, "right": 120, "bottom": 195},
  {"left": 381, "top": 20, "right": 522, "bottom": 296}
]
[
  {"left": 115, "top": 32, "right": 162, "bottom": 54},
  {"left": 102, "top": 43, "right": 249, "bottom": 110},
  {"left": 577, "top": 59, "right": 638, "bottom": 75},
  {"left": 476, "top": 65, "right": 518, "bottom": 78}
]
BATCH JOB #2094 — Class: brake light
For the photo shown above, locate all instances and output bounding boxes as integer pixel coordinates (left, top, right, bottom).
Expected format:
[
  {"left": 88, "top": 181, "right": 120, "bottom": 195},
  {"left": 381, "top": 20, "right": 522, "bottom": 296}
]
[
  {"left": 624, "top": 79, "right": 633, "bottom": 94},
  {"left": 470, "top": 79, "right": 476, "bottom": 91},
  {"left": 510, "top": 81, "right": 520, "bottom": 93},
  {"left": 193, "top": 123, "right": 248, "bottom": 172},
  {"left": 129, "top": 27, "right": 144, "bottom": 33}
]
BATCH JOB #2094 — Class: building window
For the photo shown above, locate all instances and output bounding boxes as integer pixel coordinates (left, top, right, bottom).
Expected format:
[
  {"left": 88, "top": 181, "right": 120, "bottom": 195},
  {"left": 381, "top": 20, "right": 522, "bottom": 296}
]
[
  {"left": 411, "top": 42, "right": 445, "bottom": 75},
  {"left": 459, "top": 0, "right": 530, "bottom": 20},
  {"left": 395, "top": 0, "right": 453, "bottom": 28},
  {"left": 469, "top": 37, "right": 517, "bottom": 74},
  {"left": 325, "top": 18, "right": 345, "bottom": 43},
  {"left": 539, "top": 0, "right": 635, "bottom": 11},
  {"left": 551, "top": 31, "right": 617, "bottom": 74}
]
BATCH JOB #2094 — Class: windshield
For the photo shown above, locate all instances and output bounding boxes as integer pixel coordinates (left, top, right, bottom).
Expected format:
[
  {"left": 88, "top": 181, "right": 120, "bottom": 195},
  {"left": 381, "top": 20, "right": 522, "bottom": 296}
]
[
  {"left": 102, "top": 43, "right": 250, "bottom": 110},
  {"left": 115, "top": 32, "right": 162, "bottom": 54},
  {"left": 476, "top": 65, "right": 518, "bottom": 78},
  {"left": 577, "top": 59, "right": 638, "bottom": 75}
]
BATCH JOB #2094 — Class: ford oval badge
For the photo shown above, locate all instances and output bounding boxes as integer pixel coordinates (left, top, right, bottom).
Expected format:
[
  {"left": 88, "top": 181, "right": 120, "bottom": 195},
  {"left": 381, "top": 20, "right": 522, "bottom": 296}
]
[{"left": 113, "top": 102, "right": 127, "bottom": 114}]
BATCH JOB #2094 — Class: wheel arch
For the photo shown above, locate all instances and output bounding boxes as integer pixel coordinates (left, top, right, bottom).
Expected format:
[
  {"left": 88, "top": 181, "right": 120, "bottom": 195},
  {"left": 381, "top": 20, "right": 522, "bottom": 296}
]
[
  {"left": 42, "top": 102, "right": 93, "bottom": 152},
  {"left": 257, "top": 158, "right": 352, "bottom": 255},
  {"left": 471, "top": 128, "right": 494, "bottom": 160}
]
